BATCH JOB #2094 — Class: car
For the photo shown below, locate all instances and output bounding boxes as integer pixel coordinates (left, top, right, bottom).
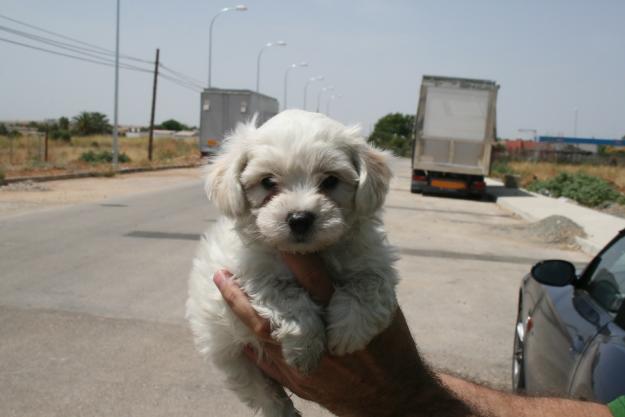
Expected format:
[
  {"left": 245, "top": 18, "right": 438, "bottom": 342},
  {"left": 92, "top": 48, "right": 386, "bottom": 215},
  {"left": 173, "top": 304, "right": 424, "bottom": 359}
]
[{"left": 513, "top": 228, "right": 625, "bottom": 403}]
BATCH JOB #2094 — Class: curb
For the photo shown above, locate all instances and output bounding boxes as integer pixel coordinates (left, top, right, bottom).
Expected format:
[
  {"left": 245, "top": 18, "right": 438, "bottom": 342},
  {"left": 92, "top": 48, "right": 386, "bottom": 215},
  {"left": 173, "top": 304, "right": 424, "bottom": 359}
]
[
  {"left": 488, "top": 180, "right": 614, "bottom": 256},
  {"left": 494, "top": 196, "right": 535, "bottom": 222},
  {"left": 2, "top": 163, "right": 203, "bottom": 185},
  {"left": 575, "top": 237, "right": 601, "bottom": 256}
]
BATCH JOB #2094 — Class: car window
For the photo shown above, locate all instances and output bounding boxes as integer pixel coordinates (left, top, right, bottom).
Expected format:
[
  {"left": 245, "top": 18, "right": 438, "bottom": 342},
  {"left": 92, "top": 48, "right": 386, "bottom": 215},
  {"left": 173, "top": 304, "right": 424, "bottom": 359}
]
[{"left": 586, "top": 235, "right": 625, "bottom": 313}]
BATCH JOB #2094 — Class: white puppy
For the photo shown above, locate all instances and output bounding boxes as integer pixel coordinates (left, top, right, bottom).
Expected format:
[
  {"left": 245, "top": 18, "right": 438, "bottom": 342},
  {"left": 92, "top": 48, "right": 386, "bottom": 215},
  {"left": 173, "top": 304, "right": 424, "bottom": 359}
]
[{"left": 186, "top": 110, "right": 398, "bottom": 417}]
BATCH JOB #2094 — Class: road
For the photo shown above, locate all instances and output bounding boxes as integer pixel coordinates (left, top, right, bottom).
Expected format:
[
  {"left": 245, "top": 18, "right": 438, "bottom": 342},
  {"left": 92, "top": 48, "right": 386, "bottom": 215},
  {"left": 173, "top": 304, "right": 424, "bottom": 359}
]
[{"left": 0, "top": 158, "right": 589, "bottom": 416}]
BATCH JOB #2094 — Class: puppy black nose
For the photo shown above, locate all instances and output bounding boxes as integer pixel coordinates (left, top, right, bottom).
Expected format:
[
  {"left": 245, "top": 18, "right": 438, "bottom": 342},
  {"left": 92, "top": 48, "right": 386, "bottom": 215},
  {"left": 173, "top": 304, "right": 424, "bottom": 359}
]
[{"left": 287, "top": 211, "right": 315, "bottom": 235}]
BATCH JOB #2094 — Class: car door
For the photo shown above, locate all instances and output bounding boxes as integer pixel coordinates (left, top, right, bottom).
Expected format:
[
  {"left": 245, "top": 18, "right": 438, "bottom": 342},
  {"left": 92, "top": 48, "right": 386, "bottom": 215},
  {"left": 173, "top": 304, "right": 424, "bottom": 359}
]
[
  {"left": 568, "top": 233, "right": 625, "bottom": 401},
  {"left": 524, "top": 283, "right": 612, "bottom": 395},
  {"left": 523, "top": 233, "right": 625, "bottom": 395}
]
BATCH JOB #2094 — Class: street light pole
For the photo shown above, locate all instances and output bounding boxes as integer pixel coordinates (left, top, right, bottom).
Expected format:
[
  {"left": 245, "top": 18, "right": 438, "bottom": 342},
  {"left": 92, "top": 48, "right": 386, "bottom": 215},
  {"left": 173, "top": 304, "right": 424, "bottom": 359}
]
[
  {"left": 256, "top": 41, "right": 286, "bottom": 93},
  {"left": 208, "top": 5, "right": 247, "bottom": 88},
  {"left": 316, "top": 86, "right": 334, "bottom": 113},
  {"left": 326, "top": 94, "right": 341, "bottom": 116},
  {"left": 283, "top": 62, "right": 307, "bottom": 110},
  {"left": 573, "top": 108, "right": 578, "bottom": 137},
  {"left": 112, "top": 0, "right": 120, "bottom": 169},
  {"left": 303, "top": 76, "right": 323, "bottom": 110}
]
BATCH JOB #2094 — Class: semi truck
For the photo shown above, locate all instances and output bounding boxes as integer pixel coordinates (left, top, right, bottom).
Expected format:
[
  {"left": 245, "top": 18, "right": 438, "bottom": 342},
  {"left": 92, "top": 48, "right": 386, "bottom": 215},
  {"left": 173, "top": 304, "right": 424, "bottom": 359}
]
[
  {"left": 199, "top": 88, "right": 279, "bottom": 155},
  {"left": 411, "top": 75, "right": 499, "bottom": 197}
]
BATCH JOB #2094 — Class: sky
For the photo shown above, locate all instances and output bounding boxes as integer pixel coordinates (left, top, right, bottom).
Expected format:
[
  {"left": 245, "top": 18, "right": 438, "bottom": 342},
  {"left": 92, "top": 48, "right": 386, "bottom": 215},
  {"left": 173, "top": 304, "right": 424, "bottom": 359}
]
[{"left": 1, "top": 0, "right": 624, "bottom": 139}]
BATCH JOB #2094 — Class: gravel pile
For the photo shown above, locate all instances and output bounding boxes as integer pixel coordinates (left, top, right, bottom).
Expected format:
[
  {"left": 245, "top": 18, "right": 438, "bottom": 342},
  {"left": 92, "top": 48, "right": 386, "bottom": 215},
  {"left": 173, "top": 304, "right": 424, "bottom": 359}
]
[
  {"left": 599, "top": 202, "right": 625, "bottom": 219},
  {"left": 503, "top": 215, "right": 587, "bottom": 248},
  {"left": 0, "top": 180, "right": 51, "bottom": 192}
]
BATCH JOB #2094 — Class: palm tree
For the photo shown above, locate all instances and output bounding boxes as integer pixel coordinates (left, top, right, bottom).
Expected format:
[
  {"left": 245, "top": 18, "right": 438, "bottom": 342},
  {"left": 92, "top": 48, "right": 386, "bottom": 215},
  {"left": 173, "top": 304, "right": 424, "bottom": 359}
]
[{"left": 72, "top": 112, "right": 112, "bottom": 135}]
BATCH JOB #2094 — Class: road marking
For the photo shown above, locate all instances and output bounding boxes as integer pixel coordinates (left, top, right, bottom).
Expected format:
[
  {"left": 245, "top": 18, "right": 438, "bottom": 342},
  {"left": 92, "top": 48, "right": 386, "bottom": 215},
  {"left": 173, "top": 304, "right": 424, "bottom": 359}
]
[
  {"left": 385, "top": 204, "right": 510, "bottom": 218},
  {"left": 398, "top": 247, "right": 543, "bottom": 265},
  {"left": 125, "top": 231, "right": 202, "bottom": 241}
]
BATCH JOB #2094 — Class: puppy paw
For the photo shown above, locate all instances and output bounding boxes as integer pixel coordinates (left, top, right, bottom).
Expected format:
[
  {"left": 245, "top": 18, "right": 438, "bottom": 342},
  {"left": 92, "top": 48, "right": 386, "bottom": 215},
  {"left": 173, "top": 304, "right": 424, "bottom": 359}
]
[
  {"left": 327, "top": 321, "right": 371, "bottom": 356},
  {"left": 281, "top": 335, "right": 325, "bottom": 374},
  {"left": 326, "top": 288, "right": 395, "bottom": 356}
]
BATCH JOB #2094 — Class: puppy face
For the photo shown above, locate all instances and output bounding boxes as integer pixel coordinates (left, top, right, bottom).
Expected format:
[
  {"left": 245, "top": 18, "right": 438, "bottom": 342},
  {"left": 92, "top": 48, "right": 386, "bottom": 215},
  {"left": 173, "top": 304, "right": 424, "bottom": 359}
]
[{"left": 207, "top": 110, "right": 391, "bottom": 253}]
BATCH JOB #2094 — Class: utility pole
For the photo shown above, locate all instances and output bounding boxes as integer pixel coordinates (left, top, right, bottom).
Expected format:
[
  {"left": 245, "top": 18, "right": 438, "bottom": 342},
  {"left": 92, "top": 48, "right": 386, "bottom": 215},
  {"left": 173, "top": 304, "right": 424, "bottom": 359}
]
[
  {"left": 44, "top": 127, "right": 49, "bottom": 162},
  {"left": 148, "top": 48, "right": 160, "bottom": 161},
  {"left": 112, "top": 0, "right": 120, "bottom": 169}
]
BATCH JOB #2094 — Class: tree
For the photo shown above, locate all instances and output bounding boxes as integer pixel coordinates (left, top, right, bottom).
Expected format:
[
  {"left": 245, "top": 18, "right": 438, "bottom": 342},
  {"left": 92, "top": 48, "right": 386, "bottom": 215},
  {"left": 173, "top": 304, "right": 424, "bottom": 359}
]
[
  {"left": 58, "top": 117, "right": 70, "bottom": 131},
  {"left": 8, "top": 129, "right": 22, "bottom": 138},
  {"left": 158, "top": 119, "right": 189, "bottom": 131},
  {"left": 368, "top": 113, "right": 415, "bottom": 157},
  {"left": 72, "top": 112, "right": 112, "bottom": 135},
  {"left": 0, "top": 123, "right": 8, "bottom": 136}
]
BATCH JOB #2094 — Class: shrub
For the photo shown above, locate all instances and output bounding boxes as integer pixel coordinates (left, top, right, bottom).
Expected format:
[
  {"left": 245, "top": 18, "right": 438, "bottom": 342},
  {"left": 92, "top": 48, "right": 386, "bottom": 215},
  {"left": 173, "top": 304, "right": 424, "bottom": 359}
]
[
  {"left": 50, "top": 129, "right": 71, "bottom": 141},
  {"left": 491, "top": 160, "right": 515, "bottom": 177},
  {"left": 0, "top": 167, "right": 5, "bottom": 185},
  {"left": 528, "top": 172, "right": 623, "bottom": 207},
  {"left": 80, "top": 150, "right": 130, "bottom": 164}
]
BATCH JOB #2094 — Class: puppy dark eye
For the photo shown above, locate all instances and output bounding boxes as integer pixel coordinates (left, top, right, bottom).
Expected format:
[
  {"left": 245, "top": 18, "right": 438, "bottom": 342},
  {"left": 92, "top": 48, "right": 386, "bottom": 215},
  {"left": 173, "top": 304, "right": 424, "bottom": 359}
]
[
  {"left": 320, "top": 175, "right": 339, "bottom": 191},
  {"left": 261, "top": 177, "right": 278, "bottom": 190}
]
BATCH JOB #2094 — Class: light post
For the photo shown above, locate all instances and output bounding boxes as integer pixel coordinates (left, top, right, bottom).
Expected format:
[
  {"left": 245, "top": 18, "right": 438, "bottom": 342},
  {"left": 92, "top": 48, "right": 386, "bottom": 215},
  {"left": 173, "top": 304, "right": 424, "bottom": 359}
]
[
  {"left": 303, "top": 76, "right": 324, "bottom": 110},
  {"left": 573, "top": 108, "right": 578, "bottom": 137},
  {"left": 518, "top": 128, "right": 538, "bottom": 141},
  {"left": 326, "top": 94, "right": 341, "bottom": 116},
  {"left": 112, "top": 0, "right": 120, "bottom": 169},
  {"left": 518, "top": 128, "right": 539, "bottom": 162},
  {"left": 208, "top": 5, "right": 247, "bottom": 88},
  {"left": 316, "top": 86, "right": 334, "bottom": 113},
  {"left": 283, "top": 62, "right": 308, "bottom": 110},
  {"left": 256, "top": 41, "right": 287, "bottom": 93}
]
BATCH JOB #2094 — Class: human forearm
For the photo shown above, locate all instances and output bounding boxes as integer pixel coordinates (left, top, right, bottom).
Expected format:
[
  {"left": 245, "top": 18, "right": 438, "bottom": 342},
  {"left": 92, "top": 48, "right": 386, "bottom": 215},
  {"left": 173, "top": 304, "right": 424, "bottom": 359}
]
[{"left": 439, "top": 373, "right": 612, "bottom": 417}]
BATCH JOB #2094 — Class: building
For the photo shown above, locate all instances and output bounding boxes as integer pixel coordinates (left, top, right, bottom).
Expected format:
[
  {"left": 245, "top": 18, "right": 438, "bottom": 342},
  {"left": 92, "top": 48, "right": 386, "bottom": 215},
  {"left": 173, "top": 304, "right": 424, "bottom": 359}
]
[{"left": 538, "top": 136, "right": 625, "bottom": 154}]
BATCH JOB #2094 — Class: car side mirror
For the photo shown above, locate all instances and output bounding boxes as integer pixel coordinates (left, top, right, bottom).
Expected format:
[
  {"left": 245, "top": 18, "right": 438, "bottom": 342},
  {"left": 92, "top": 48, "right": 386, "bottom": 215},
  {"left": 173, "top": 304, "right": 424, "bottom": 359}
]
[{"left": 531, "top": 260, "right": 576, "bottom": 287}]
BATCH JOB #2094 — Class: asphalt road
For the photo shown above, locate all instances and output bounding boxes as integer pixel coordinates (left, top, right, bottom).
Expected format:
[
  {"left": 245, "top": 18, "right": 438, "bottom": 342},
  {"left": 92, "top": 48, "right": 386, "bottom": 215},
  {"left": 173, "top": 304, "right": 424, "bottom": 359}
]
[{"left": 0, "top": 158, "right": 589, "bottom": 416}]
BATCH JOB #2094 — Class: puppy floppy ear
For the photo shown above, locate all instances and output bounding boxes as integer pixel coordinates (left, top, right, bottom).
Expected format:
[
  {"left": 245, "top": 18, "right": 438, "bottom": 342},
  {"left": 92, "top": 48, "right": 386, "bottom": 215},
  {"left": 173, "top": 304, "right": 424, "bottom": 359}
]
[
  {"left": 205, "top": 118, "right": 256, "bottom": 217},
  {"left": 354, "top": 142, "right": 392, "bottom": 216}
]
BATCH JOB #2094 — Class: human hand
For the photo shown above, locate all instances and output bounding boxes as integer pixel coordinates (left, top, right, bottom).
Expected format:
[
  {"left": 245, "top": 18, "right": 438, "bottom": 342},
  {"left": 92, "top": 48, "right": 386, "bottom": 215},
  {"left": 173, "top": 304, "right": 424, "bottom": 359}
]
[{"left": 213, "top": 254, "right": 460, "bottom": 417}]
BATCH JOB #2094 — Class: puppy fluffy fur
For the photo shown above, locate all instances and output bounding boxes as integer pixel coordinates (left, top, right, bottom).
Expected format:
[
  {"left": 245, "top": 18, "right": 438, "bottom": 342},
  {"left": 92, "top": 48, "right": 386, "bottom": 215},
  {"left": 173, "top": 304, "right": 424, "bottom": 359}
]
[{"left": 186, "top": 110, "right": 399, "bottom": 417}]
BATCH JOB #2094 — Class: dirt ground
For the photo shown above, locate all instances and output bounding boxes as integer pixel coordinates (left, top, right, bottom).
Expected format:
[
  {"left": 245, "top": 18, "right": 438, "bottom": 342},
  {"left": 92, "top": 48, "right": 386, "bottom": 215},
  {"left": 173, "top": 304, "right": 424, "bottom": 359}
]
[{"left": 0, "top": 167, "right": 204, "bottom": 219}]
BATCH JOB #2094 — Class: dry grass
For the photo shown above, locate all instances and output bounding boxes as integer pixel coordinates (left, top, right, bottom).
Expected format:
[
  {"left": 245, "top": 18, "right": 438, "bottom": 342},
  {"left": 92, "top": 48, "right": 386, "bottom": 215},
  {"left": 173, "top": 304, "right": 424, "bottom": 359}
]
[
  {"left": 0, "top": 134, "right": 200, "bottom": 178},
  {"left": 507, "top": 161, "right": 625, "bottom": 192}
]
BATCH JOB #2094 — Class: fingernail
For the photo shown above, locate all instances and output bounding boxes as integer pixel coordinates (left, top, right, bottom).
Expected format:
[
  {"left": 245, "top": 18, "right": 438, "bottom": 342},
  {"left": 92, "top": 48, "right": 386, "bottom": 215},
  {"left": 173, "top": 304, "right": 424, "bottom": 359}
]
[{"left": 213, "top": 270, "right": 231, "bottom": 288}]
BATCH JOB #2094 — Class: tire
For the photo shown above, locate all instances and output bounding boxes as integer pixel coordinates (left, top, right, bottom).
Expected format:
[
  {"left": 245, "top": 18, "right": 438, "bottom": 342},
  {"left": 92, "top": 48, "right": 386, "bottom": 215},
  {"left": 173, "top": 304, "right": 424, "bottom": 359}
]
[{"left": 512, "top": 300, "right": 526, "bottom": 392}]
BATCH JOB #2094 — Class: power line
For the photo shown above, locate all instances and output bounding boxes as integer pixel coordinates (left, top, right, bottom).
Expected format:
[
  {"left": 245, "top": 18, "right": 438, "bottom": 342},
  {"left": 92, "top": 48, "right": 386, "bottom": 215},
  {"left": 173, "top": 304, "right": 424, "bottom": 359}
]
[
  {"left": 159, "top": 63, "right": 205, "bottom": 89},
  {"left": 0, "top": 13, "right": 153, "bottom": 64},
  {"left": 0, "top": 14, "right": 204, "bottom": 94},
  {"left": 1, "top": 36, "right": 203, "bottom": 93},
  {"left": 0, "top": 36, "right": 152, "bottom": 73},
  {"left": 159, "top": 73, "right": 203, "bottom": 92},
  {"left": 0, "top": 24, "right": 154, "bottom": 68}
]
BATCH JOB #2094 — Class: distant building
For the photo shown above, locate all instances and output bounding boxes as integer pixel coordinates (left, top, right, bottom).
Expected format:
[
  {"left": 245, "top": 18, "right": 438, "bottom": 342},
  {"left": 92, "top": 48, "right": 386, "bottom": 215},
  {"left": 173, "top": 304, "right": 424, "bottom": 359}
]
[
  {"left": 505, "top": 139, "right": 541, "bottom": 153},
  {"left": 538, "top": 136, "right": 625, "bottom": 154}
]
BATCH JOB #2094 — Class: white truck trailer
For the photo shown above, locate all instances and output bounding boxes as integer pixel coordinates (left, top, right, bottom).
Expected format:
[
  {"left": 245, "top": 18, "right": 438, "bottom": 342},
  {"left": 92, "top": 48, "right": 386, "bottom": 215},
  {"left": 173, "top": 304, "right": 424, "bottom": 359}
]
[
  {"left": 411, "top": 75, "right": 499, "bottom": 197},
  {"left": 199, "top": 88, "right": 279, "bottom": 155}
]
